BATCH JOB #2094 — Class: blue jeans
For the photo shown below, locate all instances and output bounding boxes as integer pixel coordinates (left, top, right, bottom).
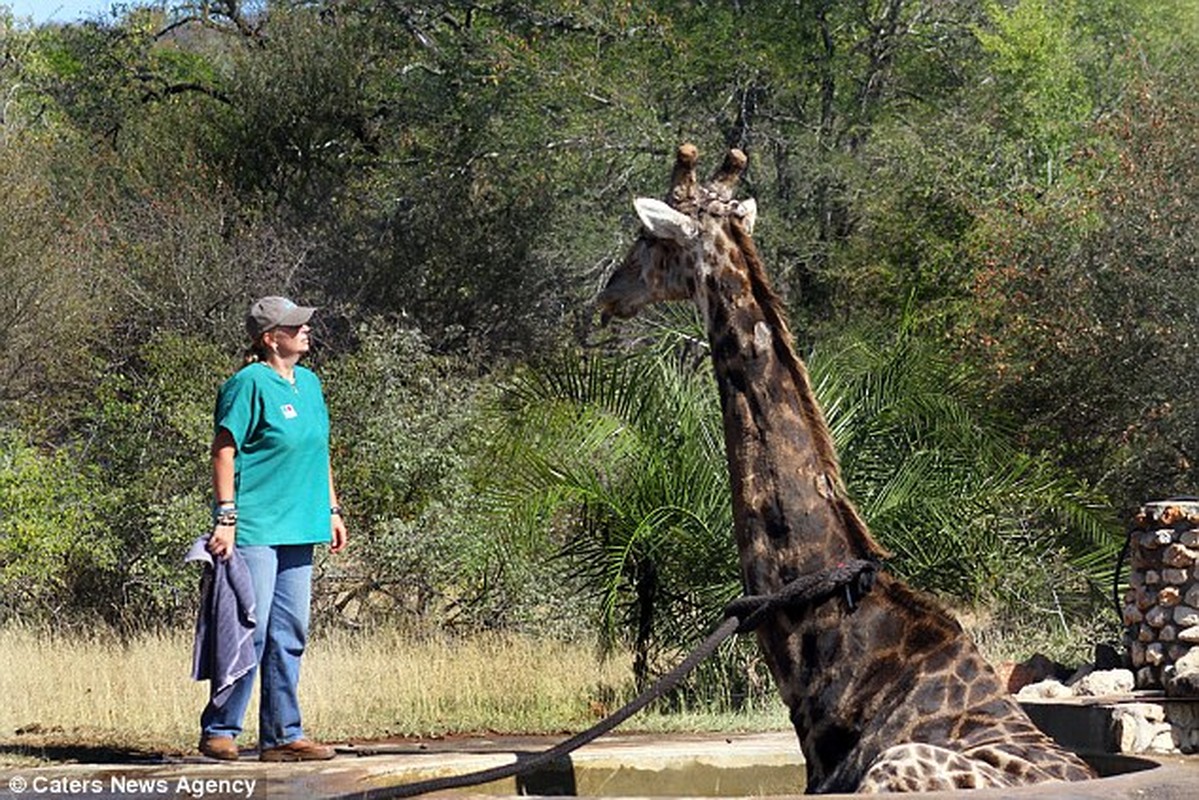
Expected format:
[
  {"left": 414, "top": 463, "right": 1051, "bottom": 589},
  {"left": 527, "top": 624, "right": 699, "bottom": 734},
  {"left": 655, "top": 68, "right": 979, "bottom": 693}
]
[{"left": 200, "top": 544, "right": 313, "bottom": 749}]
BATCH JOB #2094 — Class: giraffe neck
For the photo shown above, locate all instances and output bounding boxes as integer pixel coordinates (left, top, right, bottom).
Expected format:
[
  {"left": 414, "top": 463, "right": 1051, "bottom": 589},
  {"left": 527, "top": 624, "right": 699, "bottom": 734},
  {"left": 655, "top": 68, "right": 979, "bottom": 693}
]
[
  {"left": 698, "top": 224, "right": 881, "bottom": 595},
  {"left": 696, "top": 225, "right": 986, "bottom": 787}
]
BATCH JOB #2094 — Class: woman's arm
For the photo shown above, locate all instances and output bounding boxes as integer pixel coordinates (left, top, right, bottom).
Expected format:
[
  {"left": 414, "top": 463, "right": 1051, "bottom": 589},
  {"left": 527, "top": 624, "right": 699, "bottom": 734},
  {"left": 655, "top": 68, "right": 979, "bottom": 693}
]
[
  {"left": 208, "top": 428, "right": 237, "bottom": 560},
  {"left": 329, "top": 466, "right": 348, "bottom": 554}
]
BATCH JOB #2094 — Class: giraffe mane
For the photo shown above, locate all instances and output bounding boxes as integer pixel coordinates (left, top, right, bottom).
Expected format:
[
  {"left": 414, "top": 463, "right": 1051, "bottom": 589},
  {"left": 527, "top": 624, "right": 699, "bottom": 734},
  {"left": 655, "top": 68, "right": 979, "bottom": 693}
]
[{"left": 728, "top": 219, "right": 891, "bottom": 560}]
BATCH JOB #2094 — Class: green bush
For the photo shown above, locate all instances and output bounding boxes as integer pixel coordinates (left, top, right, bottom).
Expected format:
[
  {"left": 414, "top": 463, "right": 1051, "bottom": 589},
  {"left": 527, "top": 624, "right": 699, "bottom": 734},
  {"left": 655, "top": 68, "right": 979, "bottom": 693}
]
[
  {"left": 0, "top": 332, "right": 226, "bottom": 631},
  {"left": 0, "top": 430, "right": 115, "bottom": 628},
  {"left": 319, "top": 318, "right": 538, "bottom": 633}
]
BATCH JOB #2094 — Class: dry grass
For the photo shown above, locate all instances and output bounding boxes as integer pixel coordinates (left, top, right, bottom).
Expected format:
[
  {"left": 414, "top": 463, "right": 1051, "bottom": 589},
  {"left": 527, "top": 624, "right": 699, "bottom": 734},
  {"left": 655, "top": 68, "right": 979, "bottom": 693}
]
[
  {"left": 0, "top": 625, "right": 786, "bottom": 767},
  {"left": 302, "top": 628, "right": 636, "bottom": 740},
  {"left": 954, "top": 604, "right": 1119, "bottom": 669},
  {"left": 0, "top": 626, "right": 207, "bottom": 766}
]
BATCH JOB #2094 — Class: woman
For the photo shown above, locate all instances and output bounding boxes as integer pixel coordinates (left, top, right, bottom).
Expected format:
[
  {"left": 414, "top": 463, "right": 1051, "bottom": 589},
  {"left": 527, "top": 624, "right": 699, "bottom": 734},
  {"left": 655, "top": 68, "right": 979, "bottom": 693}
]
[{"left": 199, "top": 296, "right": 348, "bottom": 762}]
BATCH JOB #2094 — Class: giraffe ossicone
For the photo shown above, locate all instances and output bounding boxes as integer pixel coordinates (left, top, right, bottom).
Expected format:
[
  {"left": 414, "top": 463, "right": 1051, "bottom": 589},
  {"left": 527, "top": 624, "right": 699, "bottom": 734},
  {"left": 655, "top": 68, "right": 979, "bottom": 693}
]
[{"left": 598, "top": 144, "right": 1096, "bottom": 793}]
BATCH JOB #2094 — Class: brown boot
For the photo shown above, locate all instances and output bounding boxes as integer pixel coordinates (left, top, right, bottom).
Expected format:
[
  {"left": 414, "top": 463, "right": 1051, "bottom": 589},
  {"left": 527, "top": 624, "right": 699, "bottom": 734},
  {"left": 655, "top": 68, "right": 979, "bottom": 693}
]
[
  {"left": 259, "top": 738, "right": 336, "bottom": 762},
  {"left": 198, "top": 736, "right": 240, "bottom": 761}
]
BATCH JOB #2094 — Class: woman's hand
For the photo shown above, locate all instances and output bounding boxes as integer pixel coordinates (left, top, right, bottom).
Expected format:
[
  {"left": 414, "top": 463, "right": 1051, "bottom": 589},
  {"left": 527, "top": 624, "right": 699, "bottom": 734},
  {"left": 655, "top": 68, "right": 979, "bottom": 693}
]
[
  {"left": 208, "top": 524, "right": 237, "bottom": 561},
  {"left": 330, "top": 512, "right": 348, "bottom": 554}
]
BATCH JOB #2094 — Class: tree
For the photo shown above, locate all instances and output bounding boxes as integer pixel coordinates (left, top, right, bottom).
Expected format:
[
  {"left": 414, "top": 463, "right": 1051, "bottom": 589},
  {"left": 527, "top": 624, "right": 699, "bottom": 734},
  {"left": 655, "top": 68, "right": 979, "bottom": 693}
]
[
  {"left": 0, "top": 137, "right": 109, "bottom": 411},
  {"left": 0, "top": 0, "right": 1186, "bottom": 654},
  {"left": 317, "top": 319, "right": 518, "bottom": 631},
  {"left": 959, "top": 56, "right": 1199, "bottom": 511}
]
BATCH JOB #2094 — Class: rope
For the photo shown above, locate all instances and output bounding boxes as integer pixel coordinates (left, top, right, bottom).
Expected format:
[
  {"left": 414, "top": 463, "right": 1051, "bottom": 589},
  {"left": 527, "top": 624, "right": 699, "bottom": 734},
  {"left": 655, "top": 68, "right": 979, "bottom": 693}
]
[
  {"left": 331, "top": 559, "right": 877, "bottom": 800},
  {"left": 1112, "top": 530, "right": 1131, "bottom": 625},
  {"left": 724, "top": 559, "right": 878, "bottom": 634}
]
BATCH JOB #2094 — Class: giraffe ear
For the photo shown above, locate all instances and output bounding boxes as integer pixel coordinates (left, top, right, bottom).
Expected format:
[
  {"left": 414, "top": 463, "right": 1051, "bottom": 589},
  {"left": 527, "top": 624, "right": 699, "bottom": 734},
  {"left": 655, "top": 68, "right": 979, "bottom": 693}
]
[
  {"left": 634, "top": 198, "right": 698, "bottom": 243},
  {"left": 738, "top": 198, "right": 758, "bottom": 235}
]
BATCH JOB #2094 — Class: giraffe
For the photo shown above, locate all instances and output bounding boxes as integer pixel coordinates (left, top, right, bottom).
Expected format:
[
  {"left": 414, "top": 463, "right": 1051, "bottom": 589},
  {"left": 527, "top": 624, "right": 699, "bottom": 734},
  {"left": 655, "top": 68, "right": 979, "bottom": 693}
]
[{"left": 597, "top": 144, "right": 1096, "bottom": 793}]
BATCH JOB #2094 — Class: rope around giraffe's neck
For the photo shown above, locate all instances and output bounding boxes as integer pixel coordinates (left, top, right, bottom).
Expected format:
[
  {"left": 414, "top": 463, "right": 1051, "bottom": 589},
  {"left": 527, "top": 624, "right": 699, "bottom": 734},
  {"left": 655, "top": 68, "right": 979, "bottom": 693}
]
[{"left": 330, "top": 558, "right": 879, "bottom": 800}]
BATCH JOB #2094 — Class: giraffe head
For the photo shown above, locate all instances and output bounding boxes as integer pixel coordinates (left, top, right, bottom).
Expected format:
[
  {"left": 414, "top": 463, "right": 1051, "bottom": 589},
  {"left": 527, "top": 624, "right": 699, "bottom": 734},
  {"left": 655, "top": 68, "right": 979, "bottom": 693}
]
[{"left": 598, "top": 144, "right": 757, "bottom": 324}]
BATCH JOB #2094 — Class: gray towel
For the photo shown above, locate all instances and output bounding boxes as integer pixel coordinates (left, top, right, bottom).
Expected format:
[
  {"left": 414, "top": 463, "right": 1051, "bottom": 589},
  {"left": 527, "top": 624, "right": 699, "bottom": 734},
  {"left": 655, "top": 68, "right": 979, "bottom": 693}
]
[{"left": 186, "top": 535, "right": 257, "bottom": 693}]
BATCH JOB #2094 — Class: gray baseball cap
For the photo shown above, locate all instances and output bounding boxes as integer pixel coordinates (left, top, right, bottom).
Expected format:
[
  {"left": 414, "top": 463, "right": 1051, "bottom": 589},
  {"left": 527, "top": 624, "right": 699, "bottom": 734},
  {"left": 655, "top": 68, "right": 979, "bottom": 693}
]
[{"left": 246, "top": 296, "right": 316, "bottom": 338}]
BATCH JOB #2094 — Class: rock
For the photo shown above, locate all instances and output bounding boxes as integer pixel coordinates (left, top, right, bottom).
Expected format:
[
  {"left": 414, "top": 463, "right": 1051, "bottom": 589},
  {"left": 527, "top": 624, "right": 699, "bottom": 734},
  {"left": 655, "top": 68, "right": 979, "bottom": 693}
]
[
  {"left": 1163, "top": 648, "right": 1199, "bottom": 698},
  {"left": 1173, "top": 605, "right": 1199, "bottom": 627},
  {"left": 1144, "top": 570, "right": 1161, "bottom": 586},
  {"left": 1165, "top": 700, "right": 1199, "bottom": 728},
  {"left": 1073, "top": 668, "right": 1135, "bottom": 696},
  {"left": 1160, "top": 506, "right": 1186, "bottom": 526},
  {"left": 1141, "top": 529, "right": 1172, "bottom": 549},
  {"left": 1065, "top": 663, "right": 1094, "bottom": 686},
  {"left": 1135, "top": 586, "right": 1156, "bottom": 610},
  {"left": 1163, "top": 543, "right": 1199, "bottom": 567},
  {"left": 1146, "top": 605, "right": 1170, "bottom": 627},
  {"left": 1181, "top": 530, "right": 1199, "bottom": 547},
  {"left": 1135, "top": 666, "right": 1157, "bottom": 687},
  {"left": 1147, "top": 643, "right": 1166, "bottom": 665},
  {"left": 1161, "top": 624, "right": 1178, "bottom": 642},
  {"left": 1165, "top": 705, "right": 1199, "bottom": 729},
  {"left": 1149, "top": 726, "right": 1180, "bottom": 752},
  {"left": 1186, "top": 584, "right": 1199, "bottom": 608},
  {"left": 1127, "top": 702, "right": 1165, "bottom": 723},
  {"left": 997, "top": 653, "right": 1066, "bottom": 693},
  {"left": 1163, "top": 568, "right": 1190, "bottom": 584},
  {"left": 1179, "top": 627, "right": 1199, "bottom": 644},
  {"left": 1123, "top": 604, "right": 1144, "bottom": 625},
  {"left": 1015, "top": 679, "right": 1073, "bottom": 700},
  {"left": 1160, "top": 586, "right": 1182, "bottom": 606},
  {"left": 1113, "top": 703, "right": 1168, "bottom": 753}
]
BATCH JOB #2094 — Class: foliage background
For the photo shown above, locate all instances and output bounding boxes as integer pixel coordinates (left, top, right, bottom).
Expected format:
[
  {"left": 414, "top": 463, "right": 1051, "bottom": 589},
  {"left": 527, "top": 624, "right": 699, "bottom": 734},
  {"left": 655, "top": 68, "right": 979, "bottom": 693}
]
[{"left": 2, "top": 0, "right": 1196, "bottom": 704}]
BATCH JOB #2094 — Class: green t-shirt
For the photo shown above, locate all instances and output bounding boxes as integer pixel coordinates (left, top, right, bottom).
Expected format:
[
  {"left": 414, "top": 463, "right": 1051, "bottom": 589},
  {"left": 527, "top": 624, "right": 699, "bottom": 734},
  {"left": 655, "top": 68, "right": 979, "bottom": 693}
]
[{"left": 216, "top": 362, "right": 332, "bottom": 546}]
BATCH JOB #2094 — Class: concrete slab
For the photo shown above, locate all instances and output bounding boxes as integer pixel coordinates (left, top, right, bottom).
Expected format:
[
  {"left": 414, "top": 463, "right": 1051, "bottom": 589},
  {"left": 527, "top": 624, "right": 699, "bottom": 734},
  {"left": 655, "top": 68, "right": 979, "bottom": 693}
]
[{"left": 2, "top": 731, "right": 1198, "bottom": 799}]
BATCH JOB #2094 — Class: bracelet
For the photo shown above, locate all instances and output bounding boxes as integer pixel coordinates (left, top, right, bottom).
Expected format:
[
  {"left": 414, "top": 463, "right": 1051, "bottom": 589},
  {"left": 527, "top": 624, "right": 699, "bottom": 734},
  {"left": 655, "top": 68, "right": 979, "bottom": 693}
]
[
  {"left": 330, "top": 505, "right": 343, "bottom": 517},
  {"left": 213, "top": 508, "right": 239, "bottom": 527}
]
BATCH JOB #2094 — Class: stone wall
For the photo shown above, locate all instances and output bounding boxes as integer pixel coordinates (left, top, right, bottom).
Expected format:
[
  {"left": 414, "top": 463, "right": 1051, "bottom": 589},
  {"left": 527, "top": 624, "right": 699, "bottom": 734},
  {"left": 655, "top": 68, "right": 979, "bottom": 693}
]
[
  {"left": 1113, "top": 700, "right": 1199, "bottom": 753},
  {"left": 1123, "top": 500, "right": 1199, "bottom": 692},
  {"left": 1019, "top": 671, "right": 1199, "bottom": 754}
]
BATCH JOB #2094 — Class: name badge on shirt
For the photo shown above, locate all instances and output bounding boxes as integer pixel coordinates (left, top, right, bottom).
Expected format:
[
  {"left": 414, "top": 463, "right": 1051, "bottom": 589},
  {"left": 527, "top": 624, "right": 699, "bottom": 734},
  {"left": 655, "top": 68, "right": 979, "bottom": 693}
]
[{"left": 281, "top": 404, "right": 298, "bottom": 419}]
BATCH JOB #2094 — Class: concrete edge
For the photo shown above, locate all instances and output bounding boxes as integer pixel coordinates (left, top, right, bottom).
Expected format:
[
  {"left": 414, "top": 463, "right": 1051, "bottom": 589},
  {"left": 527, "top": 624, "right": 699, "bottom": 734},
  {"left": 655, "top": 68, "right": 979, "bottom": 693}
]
[{"left": 3, "top": 731, "right": 1199, "bottom": 799}]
